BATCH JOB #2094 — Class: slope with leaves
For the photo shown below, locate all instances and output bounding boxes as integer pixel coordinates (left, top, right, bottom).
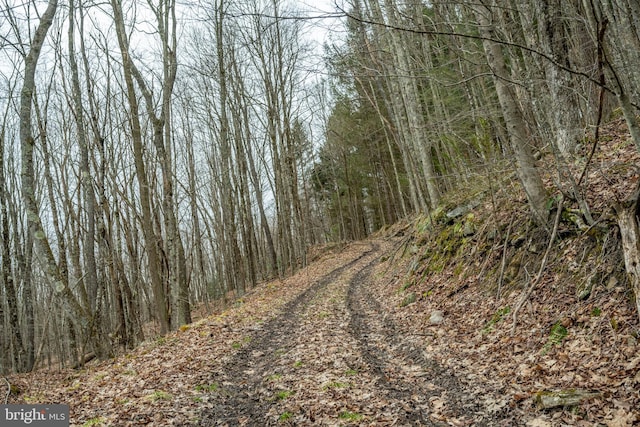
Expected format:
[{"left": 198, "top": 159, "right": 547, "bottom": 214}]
[
  {"left": 376, "top": 117, "right": 640, "bottom": 426},
  {"left": 4, "top": 243, "right": 372, "bottom": 425}
]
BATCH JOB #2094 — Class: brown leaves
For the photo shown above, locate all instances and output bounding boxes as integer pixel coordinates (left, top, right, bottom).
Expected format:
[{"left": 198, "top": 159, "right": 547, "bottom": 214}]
[
  {"left": 8, "top": 245, "right": 374, "bottom": 426},
  {"left": 369, "top": 151, "right": 640, "bottom": 424},
  {"left": 8, "top": 121, "right": 640, "bottom": 427}
]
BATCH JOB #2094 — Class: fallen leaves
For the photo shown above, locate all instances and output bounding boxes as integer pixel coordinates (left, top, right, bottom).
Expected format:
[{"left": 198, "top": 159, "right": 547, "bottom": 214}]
[
  {"left": 7, "top": 244, "right": 376, "bottom": 426},
  {"left": 6, "top": 122, "right": 640, "bottom": 426}
]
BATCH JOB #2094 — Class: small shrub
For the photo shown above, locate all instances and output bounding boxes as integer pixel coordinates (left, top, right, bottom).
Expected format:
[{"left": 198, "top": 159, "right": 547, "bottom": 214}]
[
  {"left": 232, "top": 336, "right": 252, "bottom": 349},
  {"left": 399, "top": 281, "right": 414, "bottom": 292},
  {"left": 323, "top": 381, "right": 349, "bottom": 390},
  {"left": 145, "top": 390, "right": 172, "bottom": 401},
  {"left": 400, "top": 292, "right": 417, "bottom": 307},
  {"left": 279, "top": 411, "right": 293, "bottom": 421},
  {"left": 542, "top": 322, "right": 568, "bottom": 354},
  {"left": 195, "top": 383, "right": 219, "bottom": 392},
  {"left": 23, "top": 394, "right": 44, "bottom": 403},
  {"left": 482, "top": 306, "right": 511, "bottom": 333},
  {"left": 82, "top": 417, "right": 106, "bottom": 427},
  {"left": 92, "top": 373, "right": 107, "bottom": 381},
  {"left": 274, "top": 390, "right": 294, "bottom": 400},
  {"left": 339, "top": 411, "right": 363, "bottom": 421},
  {"left": 266, "top": 373, "right": 282, "bottom": 382}
]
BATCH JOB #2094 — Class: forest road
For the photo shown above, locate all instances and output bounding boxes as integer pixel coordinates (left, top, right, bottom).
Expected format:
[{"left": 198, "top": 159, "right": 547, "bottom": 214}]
[{"left": 198, "top": 240, "right": 478, "bottom": 426}]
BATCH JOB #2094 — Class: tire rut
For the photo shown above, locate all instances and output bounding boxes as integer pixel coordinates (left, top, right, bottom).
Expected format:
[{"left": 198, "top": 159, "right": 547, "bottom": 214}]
[
  {"left": 346, "top": 252, "right": 476, "bottom": 426},
  {"left": 199, "top": 240, "right": 502, "bottom": 426},
  {"left": 199, "top": 243, "right": 376, "bottom": 426}
]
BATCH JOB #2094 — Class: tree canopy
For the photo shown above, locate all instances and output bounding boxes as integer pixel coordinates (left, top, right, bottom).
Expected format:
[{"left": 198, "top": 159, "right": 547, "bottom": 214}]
[{"left": 2, "top": 0, "right": 640, "bottom": 372}]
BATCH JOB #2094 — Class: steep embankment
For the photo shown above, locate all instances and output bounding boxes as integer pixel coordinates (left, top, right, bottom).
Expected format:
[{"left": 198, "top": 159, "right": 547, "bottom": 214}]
[{"left": 369, "top": 117, "right": 640, "bottom": 426}]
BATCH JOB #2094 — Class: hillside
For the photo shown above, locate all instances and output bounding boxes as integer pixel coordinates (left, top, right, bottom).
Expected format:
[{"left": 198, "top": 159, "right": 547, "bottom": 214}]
[{"left": 4, "top": 119, "right": 640, "bottom": 426}]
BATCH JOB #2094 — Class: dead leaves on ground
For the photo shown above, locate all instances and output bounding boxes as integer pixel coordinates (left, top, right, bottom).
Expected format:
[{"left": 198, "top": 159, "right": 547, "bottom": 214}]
[
  {"left": 6, "top": 122, "right": 640, "bottom": 425},
  {"left": 373, "top": 119, "right": 640, "bottom": 425},
  {"left": 7, "top": 244, "right": 373, "bottom": 426}
]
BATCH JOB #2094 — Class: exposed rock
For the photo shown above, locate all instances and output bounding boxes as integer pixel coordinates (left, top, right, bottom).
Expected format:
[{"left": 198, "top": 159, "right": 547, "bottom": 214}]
[
  {"left": 534, "top": 389, "right": 601, "bottom": 409},
  {"left": 430, "top": 310, "right": 444, "bottom": 325},
  {"left": 446, "top": 199, "right": 481, "bottom": 219},
  {"left": 446, "top": 205, "right": 469, "bottom": 219},
  {"left": 463, "top": 221, "right": 475, "bottom": 236},
  {"left": 576, "top": 273, "right": 600, "bottom": 300}
]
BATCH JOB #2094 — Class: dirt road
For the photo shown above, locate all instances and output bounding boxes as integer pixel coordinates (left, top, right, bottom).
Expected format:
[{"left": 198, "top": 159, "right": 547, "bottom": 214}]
[
  {"left": 198, "top": 241, "right": 476, "bottom": 426},
  {"left": 11, "top": 233, "right": 636, "bottom": 426}
]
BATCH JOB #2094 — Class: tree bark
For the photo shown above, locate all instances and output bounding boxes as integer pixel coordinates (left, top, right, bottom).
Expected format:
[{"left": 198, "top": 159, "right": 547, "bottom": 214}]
[
  {"left": 617, "top": 205, "right": 640, "bottom": 324},
  {"left": 537, "top": 0, "right": 581, "bottom": 155},
  {"left": 1, "top": 92, "right": 28, "bottom": 372},
  {"left": 20, "top": 0, "right": 88, "bottom": 340},
  {"left": 68, "top": 0, "right": 102, "bottom": 354},
  {"left": 110, "top": 0, "right": 170, "bottom": 334},
  {"left": 472, "top": 2, "right": 549, "bottom": 225}
]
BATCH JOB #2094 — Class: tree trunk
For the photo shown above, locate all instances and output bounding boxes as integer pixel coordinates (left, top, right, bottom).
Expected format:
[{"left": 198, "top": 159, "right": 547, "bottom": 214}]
[
  {"left": 537, "top": 0, "right": 581, "bottom": 155},
  {"left": 617, "top": 205, "right": 640, "bottom": 324},
  {"left": 68, "top": 0, "right": 102, "bottom": 354},
  {"left": 110, "top": 0, "right": 170, "bottom": 334},
  {"left": 1, "top": 99, "right": 28, "bottom": 372},
  {"left": 20, "top": 0, "right": 88, "bottom": 342},
  {"left": 472, "top": 3, "right": 549, "bottom": 224},
  {"left": 215, "top": 0, "right": 245, "bottom": 295}
]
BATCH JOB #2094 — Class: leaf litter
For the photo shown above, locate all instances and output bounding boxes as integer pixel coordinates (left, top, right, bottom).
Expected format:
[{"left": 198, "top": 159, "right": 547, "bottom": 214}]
[{"left": 5, "top": 118, "right": 640, "bottom": 426}]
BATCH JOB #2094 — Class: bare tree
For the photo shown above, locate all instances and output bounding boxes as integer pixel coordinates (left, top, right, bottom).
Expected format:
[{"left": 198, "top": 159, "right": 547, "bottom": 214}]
[
  {"left": 110, "top": 0, "right": 171, "bottom": 333},
  {"left": 19, "top": 0, "right": 91, "bottom": 351},
  {"left": 470, "top": 2, "right": 549, "bottom": 224}
]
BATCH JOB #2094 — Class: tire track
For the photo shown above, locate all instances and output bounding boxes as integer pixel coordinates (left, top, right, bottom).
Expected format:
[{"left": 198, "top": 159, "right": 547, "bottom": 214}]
[
  {"left": 199, "top": 240, "right": 498, "bottom": 426},
  {"left": 199, "top": 244, "right": 376, "bottom": 426},
  {"left": 346, "top": 254, "right": 470, "bottom": 426}
]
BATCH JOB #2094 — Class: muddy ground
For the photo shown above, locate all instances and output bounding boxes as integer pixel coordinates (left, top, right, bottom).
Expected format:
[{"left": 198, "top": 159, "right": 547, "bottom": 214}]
[{"left": 197, "top": 240, "right": 516, "bottom": 426}]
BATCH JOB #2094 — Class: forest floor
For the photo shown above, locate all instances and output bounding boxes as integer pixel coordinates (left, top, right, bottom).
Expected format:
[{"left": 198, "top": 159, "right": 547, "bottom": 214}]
[
  {"left": 6, "top": 238, "right": 527, "bottom": 426},
  {"left": 5, "top": 118, "right": 640, "bottom": 426}
]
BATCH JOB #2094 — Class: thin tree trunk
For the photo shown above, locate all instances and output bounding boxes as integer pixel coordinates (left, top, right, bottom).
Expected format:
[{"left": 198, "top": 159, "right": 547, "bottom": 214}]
[
  {"left": 110, "top": 0, "right": 170, "bottom": 334},
  {"left": 20, "top": 0, "right": 88, "bottom": 341},
  {"left": 381, "top": 0, "right": 440, "bottom": 210},
  {"left": 617, "top": 204, "right": 640, "bottom": 324},
  {"left": 537, "top": 0, "right": 581, "bottom": 155},
  {"left": 472, "top": 3, "right": 549, "bottom": 224},
  {"left": 68, "top": 0, "right": 102, "bottom": 354},
  {"left": 214, "top": 0, "right": 245, "bottom": 295},
  {"left": 1, "top": 93, "right": 27, "bottom": 372},
  {"left": 183, "top": 119, "right": 209, "bottom": 302}
]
